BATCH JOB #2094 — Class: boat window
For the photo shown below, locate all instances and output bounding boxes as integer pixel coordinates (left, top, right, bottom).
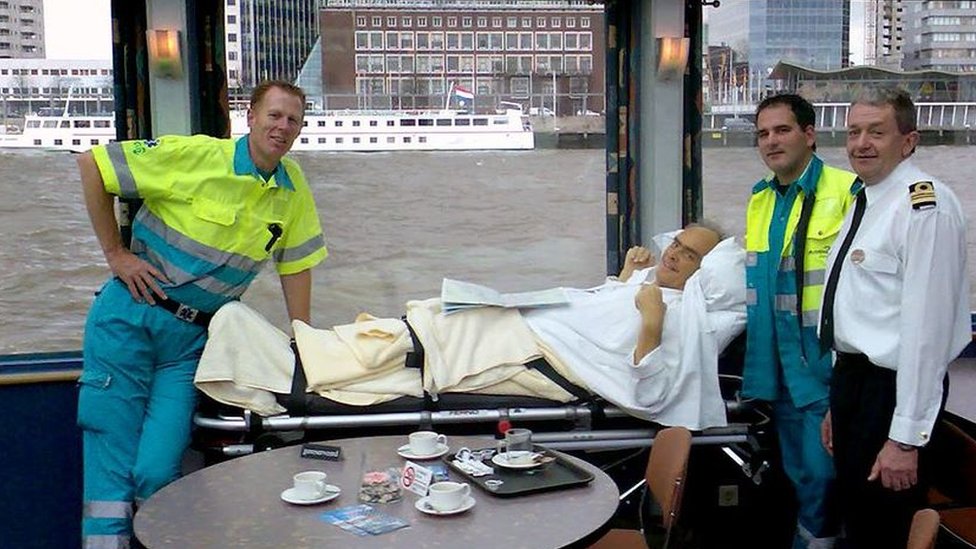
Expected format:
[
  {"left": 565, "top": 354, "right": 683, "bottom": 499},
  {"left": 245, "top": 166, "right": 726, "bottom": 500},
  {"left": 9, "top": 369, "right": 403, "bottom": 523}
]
[
  {"left": 300, "top": 138, "right": 308, "bottom": 144},
  {"left": 369, "top": 137, "right": 378, "bottom": 143},
  {"left": 386, "top": 120, "right": 395, "bottom": 126},
  {"left": 90, "top": 139, "right": 98, "bottom": 145},
  {"left": 400, "top": 119, "right": 416, "bottom": 126},
  {"left": 352, "top": 120, "right": 361, "bottom": 127},
  {"left": 95, "top": 120, "right": 110, "bottom": 128},
  {"left": 472, "top": 118, "right": 488, "bottom": 126},
  {"left": 72, "top": 139, "right": 81, "bottom": 145},
  {"left": 419, "top": 136, "right": 427, "bottom": 143},
  {"left": 404, "top": 136, "right": 412, "bottom": 143},
  {"left": 336, "top": 137, "right": 343, "bottom": 144},
  {"left": 436, "top": 119, "right": 452, "bottom": 126},
  {"left": 418, "top": 119, "right": 433, "bottom": 126},
  {"left": 492, "top": 118, "right": 507, "bottom": 125},
  {"left": 369, "top": 120, "right": 378, "bottom": 127},
  {"left": 60, "top": 121, "right": 70, "bottom": 128},
  {"left": 33, "top": 139, "right": 41, "bottom": 145},
  {"left": 303, "top": 121, "right": 308, "bottom": 127},
  {"left": 54, "top": 139, "right": 62, "bottom": 145},
  {"left": 43, "top": 120, "right": 58, "bottom": 128},
  {"left": 27, "top": 120, "right": 40, "bottom": 128},
  {"left": 335, "top": 121, "right": 343, "bottom": 127},
  {"left": 353, "top": 137, "right": 360, "bottom": 143},
  {"left": 74, "top": 120, "right": 91, "bottom": 128},
  {"left": 318, "top": 120, "right": 326, "bottom": 127},
  {"left": 455, "top": 118, "right": 470, "bottom": 126},
  {"left": 387, "top": 136, "right": 395, "bottom": 143},
  {"left": 318, "top": 138, "right": 327, "bottom": 144}
]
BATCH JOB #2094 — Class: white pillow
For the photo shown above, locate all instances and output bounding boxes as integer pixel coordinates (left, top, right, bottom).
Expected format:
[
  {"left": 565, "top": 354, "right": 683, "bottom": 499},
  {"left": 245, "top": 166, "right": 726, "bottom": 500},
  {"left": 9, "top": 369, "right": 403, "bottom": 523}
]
[{"left": 697, "top": 236, "right": 746, "bottom": 312}]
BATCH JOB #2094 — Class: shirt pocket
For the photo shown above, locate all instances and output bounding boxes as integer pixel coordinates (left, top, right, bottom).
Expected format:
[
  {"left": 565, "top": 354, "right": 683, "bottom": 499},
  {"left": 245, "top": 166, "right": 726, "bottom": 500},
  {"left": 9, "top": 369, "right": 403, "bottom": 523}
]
[
  {"left": 855, "top": 247, "right": 900, "bottom": 275},
  {"left": 191, "top": 196, "right": 237, "bottom": 227}
]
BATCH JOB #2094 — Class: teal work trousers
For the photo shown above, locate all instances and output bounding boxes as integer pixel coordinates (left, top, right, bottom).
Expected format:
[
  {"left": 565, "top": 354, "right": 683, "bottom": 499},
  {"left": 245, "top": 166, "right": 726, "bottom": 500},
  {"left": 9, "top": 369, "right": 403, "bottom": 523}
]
[{"left": 78, "top": 279, "right": 207, "bottom": 548}]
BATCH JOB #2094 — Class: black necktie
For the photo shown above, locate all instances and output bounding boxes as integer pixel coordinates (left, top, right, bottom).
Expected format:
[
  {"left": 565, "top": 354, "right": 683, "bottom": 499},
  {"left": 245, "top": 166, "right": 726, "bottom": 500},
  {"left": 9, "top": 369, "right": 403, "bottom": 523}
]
[{"left": 819, "top": 188, "right": 867, "bottom": 355}]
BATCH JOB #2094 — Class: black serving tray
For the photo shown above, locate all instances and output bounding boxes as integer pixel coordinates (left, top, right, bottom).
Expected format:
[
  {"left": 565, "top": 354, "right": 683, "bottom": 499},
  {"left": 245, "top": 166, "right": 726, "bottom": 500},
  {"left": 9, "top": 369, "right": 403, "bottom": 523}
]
[{"left": 443, "top": 446, "right": 594, "bottom": 498}]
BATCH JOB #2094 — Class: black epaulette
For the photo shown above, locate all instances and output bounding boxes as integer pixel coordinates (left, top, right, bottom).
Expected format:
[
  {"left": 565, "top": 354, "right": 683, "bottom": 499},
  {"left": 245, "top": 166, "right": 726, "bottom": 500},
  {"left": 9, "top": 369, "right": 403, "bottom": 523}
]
[{"left": 908, "top": 181, "right": 937, "bottom": 210}]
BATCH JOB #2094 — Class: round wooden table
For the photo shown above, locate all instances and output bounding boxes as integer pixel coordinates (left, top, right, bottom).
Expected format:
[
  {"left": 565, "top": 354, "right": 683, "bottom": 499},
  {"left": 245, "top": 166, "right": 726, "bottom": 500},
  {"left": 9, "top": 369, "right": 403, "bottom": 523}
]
[{"left": 134, "top": 435, "right": 619, "bottom": 548}]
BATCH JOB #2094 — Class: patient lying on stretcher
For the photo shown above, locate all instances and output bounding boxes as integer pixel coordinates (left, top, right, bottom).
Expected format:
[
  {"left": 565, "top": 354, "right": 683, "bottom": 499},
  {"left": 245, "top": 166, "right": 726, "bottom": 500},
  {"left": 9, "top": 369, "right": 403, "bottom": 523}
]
[{"left": 195, "top": 225, "right": 747, "bottom": 430}]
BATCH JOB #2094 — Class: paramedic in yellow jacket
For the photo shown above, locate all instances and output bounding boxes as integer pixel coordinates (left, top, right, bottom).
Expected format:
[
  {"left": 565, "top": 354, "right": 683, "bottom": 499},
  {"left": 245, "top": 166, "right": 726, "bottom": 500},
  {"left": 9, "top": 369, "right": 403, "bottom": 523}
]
[
  {"left": 76, "top": 80, "right": 327, "bottom": 548},
  {"left": 742, "top": 94, "right": 857, "bottom": 549}
]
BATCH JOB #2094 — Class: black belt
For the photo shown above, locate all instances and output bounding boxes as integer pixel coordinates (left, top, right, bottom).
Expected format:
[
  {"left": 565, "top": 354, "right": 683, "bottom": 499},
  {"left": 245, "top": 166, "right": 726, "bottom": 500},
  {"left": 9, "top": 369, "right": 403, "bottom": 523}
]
[{"left": 156, "top": 298, "right": 214, "bottom": 328}]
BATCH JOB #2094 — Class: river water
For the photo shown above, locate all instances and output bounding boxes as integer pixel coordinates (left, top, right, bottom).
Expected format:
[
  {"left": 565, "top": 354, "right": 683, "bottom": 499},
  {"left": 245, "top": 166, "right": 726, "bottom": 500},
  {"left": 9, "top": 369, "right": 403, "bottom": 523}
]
[{"left": 1, "top": 145, "right": 974, "bottom": 354}]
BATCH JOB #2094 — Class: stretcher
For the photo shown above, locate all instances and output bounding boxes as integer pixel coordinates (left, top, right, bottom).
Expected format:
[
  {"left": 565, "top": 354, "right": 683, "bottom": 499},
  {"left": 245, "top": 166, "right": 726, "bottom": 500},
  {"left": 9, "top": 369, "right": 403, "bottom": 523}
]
[{"left": 191, "top": 335, "right": 773, "bottom": 485}]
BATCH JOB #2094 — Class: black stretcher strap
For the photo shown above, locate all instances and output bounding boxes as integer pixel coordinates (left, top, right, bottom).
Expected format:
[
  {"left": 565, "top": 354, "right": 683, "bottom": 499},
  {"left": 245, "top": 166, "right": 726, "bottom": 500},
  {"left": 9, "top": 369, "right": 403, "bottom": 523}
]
[
  {"left": 524, "top": 358, "right": 592, "bottom": 402},
  {"left": 284, "top": 339, "right": 309, "bottom": 416}
]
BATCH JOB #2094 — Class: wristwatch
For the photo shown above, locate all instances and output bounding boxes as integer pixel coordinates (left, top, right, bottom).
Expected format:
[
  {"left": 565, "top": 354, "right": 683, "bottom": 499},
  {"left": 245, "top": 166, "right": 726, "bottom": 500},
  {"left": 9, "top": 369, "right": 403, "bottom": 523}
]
[{"left": 891, "top": 440, "right": 918, "bottom": 452}]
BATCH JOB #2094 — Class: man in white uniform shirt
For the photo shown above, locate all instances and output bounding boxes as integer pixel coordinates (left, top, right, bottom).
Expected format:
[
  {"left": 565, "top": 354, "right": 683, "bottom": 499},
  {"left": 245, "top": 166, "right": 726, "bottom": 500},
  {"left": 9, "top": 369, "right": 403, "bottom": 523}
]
[{"left": 818, "top": 87, "right": 970, "bottom": 548}]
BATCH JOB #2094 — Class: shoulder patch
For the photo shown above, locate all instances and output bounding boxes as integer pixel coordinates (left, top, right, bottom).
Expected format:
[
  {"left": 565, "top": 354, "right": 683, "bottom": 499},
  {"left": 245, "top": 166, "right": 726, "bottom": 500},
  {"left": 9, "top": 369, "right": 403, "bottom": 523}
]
[{"left": 909, "top": 181, "right": 936, "bottom": 210}]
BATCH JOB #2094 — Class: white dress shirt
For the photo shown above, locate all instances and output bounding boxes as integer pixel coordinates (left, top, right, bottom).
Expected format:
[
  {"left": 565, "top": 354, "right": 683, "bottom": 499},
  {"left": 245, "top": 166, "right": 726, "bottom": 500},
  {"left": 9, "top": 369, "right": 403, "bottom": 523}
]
[{"left": 827, "top": 159, "right": 970, "bottom": 446}]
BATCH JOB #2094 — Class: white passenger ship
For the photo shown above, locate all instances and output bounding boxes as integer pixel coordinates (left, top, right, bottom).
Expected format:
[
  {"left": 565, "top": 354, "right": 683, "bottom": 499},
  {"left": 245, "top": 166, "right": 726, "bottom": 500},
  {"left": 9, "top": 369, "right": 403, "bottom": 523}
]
[{"left": 0, "top": 105, "right": 534, "bottom": 152}]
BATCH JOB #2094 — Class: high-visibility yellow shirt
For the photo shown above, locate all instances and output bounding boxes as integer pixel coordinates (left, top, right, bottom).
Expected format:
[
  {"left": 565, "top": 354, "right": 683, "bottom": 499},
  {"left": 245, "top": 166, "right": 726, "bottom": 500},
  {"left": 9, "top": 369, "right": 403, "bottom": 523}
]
[{"left": 91, "top": 134, "right": 327, "bottom": 312}]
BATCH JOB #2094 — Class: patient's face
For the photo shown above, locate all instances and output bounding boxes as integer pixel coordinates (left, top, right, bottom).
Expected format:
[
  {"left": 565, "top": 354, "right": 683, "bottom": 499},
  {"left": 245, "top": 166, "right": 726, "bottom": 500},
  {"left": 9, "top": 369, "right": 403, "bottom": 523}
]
[{"left": 655, "top": 227, "right": 720, "bottom": 290}]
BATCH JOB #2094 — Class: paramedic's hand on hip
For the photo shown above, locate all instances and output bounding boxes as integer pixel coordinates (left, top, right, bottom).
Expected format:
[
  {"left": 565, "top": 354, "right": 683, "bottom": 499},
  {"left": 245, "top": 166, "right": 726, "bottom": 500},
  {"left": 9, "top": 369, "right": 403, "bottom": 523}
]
[
  {"left": 107, "top": 248, "right": 170, "bottom": 305},
  {"left": 820, "top": 410, "right": 833, "bottom": 456},
  {"left": 619, "top": 246, "right": 656, "bottom": 282}
]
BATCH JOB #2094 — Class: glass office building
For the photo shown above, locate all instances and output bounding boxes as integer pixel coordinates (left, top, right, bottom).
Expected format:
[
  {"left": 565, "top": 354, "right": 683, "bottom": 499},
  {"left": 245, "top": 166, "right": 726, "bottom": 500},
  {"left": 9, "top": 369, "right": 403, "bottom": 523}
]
[{"left": 709, "top": 0, "right": 850, "bottom": 81}]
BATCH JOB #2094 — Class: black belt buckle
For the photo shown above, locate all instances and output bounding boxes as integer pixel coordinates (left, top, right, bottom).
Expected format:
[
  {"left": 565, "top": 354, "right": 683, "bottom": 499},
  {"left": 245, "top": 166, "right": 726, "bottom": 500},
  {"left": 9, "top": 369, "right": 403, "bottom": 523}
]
[{"left": 174, "top": 303, "right": 200, "bottom": 324}]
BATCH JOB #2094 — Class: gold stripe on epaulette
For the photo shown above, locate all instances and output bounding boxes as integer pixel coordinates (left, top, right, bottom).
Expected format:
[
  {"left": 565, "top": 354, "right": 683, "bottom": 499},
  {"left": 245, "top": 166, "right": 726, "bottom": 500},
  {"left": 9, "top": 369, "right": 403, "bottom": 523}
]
[{"left": 909, "top": 181, "right": 937, "bottom": 210}]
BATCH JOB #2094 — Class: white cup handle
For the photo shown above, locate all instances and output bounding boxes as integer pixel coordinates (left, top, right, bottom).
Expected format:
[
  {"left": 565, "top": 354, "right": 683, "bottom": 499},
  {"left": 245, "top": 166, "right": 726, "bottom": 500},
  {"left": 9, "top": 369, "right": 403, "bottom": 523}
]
[
  {"left": 460, "top": 483, "right": 470, "bottom": 498},
  {"left": 436, "top": 434, "right": 448, "bottom": 446},
  {"left": 314, "top": 479, "right": 326, "bottom": 497}
]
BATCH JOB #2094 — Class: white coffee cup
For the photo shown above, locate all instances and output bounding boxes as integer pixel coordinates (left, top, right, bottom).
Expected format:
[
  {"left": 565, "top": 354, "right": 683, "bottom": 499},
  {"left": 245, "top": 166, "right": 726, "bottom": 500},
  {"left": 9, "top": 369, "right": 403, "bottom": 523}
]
[
  {"left": 504, "top": 428, "right": 533, "bottom": 463},
  {"left": 293, "top": 471, "right": 328, "bottom": 500},
  {"left": 409, "top": 431, "right": 447, "bottom": 456},
  {"left": 427, "top": 481, "right": 471, "bottom": 512}
]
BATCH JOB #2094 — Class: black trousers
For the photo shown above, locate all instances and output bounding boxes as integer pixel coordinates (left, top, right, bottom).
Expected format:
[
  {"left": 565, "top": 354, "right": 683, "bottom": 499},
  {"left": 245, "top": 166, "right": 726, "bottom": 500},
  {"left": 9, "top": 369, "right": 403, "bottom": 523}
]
[{"left": 829, "top": 352, "right": 947, "bottom": 549}]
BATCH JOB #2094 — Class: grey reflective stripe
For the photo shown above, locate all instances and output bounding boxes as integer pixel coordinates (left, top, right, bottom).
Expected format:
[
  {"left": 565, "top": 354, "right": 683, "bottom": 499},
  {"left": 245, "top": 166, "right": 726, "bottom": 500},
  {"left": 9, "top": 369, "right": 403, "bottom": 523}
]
[
  {"left": 746, "top": 288, "right": 757, "bottom": 306},
  {"left": 775, "top": 294, "right": 797, "bottom": 312},
  {"left": 802, "top": 310, "right": 820, "bottom": 327},
  {"left": 745, "top": 252, "right": 758, "bottom": 267},
  {"left": 274, "top": 233, "right": 326, "bottom": 264},
  {"left": 84, "top": 500, "right": 133, "bottom": 519},
  {"left": 804, "top": 269, "right": 826, "bottom": 286},
  {"left": 142, "top": 245, "right": 260, "bottom": 297},
  {"left": 106, "top": 143, "right": 138, "bottom": 199},
  {"left": 779, "top": 256, "right": 795, "bottom": 272},
  {"left": 136, "top": 209, "right": 263, "bottom": 274},
  {"left": 84, "top": 534, "right": 130, "bottom": 549}
]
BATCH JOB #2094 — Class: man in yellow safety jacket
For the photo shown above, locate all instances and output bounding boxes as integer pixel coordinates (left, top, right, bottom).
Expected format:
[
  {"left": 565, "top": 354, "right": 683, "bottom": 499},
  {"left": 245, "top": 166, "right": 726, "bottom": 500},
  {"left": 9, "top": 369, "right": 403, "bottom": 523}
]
[
  {"left": 77, "top": 80, "right": 327, "bottom": 549},
  {"left": 743, "top": 94, "right": 857, "bottom": 549}
]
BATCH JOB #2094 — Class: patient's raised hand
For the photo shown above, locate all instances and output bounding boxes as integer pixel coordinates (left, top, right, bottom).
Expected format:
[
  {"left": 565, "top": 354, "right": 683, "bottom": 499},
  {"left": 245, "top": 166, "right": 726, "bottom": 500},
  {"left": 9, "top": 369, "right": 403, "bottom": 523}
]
[
  {"left": 635, "top": 284, "right": 666, "bottom": 323},
  {"left": 619, "top": 246, "right": 657, "bottom": 282}
]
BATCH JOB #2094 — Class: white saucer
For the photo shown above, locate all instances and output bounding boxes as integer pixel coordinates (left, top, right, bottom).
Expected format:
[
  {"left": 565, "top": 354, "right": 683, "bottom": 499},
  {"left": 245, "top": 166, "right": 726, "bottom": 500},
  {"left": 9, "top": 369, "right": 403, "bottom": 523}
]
[
  {"left": 280, "top": 485, "right": 341, "bottom": 505},
  {"left": 397, "top": 443, "right": 450, "bottom": 460},
  {"left": 415, "top": 495, "right": 476, "bottom": 516},
  {"left": 491, "top": 452, "right": 543, "bottom": 469}
]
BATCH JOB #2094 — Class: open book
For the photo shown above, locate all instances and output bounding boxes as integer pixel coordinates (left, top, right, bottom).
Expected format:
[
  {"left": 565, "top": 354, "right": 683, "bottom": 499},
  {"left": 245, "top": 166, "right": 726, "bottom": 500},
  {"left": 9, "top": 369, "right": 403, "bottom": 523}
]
[{"left": 440, "top": 278, "right": 569, "bottom": 315}]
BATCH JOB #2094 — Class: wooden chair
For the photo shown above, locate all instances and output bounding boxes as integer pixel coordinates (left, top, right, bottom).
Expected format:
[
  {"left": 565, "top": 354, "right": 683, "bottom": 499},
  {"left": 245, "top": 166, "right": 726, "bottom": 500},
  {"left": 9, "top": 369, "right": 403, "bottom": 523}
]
[
  {"left": 589, "top": 427, "right": 693, "bottom": 549},
  {"left": 906, "top": 509, "right": 940, "bottom": 549}
]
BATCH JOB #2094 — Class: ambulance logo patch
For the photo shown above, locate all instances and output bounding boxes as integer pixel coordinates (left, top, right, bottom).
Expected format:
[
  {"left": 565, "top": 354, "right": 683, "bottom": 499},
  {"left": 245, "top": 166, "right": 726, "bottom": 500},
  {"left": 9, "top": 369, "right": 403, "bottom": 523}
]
[{"left": 909, "top": 181, "right": 936, "bottom": 210}]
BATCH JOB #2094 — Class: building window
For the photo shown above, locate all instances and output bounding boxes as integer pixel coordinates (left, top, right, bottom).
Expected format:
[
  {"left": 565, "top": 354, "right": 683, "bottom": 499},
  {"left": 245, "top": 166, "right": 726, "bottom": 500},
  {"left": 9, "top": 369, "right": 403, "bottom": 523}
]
[
  {"left": 477, "top": 17, "right": 487, "bottom": 28},
  {"left": 372, "top": 16, "right": 381, "bottom": 27},
  {"left": 551, "top": 17, "right": 561, "bottom": 28},
  {"left": 387, "top": 16, "right": 396, "bottom": 27},
  {"left": 566, "top": 17, "right": 576, "bottom": 28},
  {"left": 581, "top": 17, "right": 591, "bottom": 29},
  {"left": 433, "top": 16, "right": 442, "bottom": 27},
  {"left": 357, "top": 16, "right": 366, "bottom": 27},
  {"left": 522, "top": 17, "right": 531, "bottom": 28},
  {"left": 507, "top": 17, "right": 517, "bottom": 28},
  {"left": 418, "top": 16, "right": 427, "bottom": 27},
  {"left": 580, "top": 32, "right": 592, "bottom": 50},
  {"left": 402, "top": 16, "right": 412, "bottom": 27},
  {"left": 462, "top": 16, "right": 472, "bottom": 28},
  {"left": 448, "top": 16, "right": 457, "bottom": 27},
  {"left": 492, "top": 17, "right": 502, "bottom": 28},
  {"left": 537, "top": 17, "right": 546, "bottom": 28}
]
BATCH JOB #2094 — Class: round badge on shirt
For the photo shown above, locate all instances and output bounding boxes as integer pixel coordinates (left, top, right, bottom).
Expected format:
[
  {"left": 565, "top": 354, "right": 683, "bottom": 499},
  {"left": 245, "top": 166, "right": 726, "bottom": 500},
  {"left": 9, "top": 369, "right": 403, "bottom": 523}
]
[{"left": 850, "top": 249, "right": 865, "bottom": 264}]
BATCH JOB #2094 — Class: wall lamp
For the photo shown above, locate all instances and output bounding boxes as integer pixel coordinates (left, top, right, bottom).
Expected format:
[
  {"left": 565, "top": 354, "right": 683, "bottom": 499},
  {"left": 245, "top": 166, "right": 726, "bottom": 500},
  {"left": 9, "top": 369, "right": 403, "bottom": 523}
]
[
  {"left": 657, "top": 35, "right": 690, "bottom": 81},
  {"left": 147, "top": 29, "right": 183, "bottom": 79}
]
